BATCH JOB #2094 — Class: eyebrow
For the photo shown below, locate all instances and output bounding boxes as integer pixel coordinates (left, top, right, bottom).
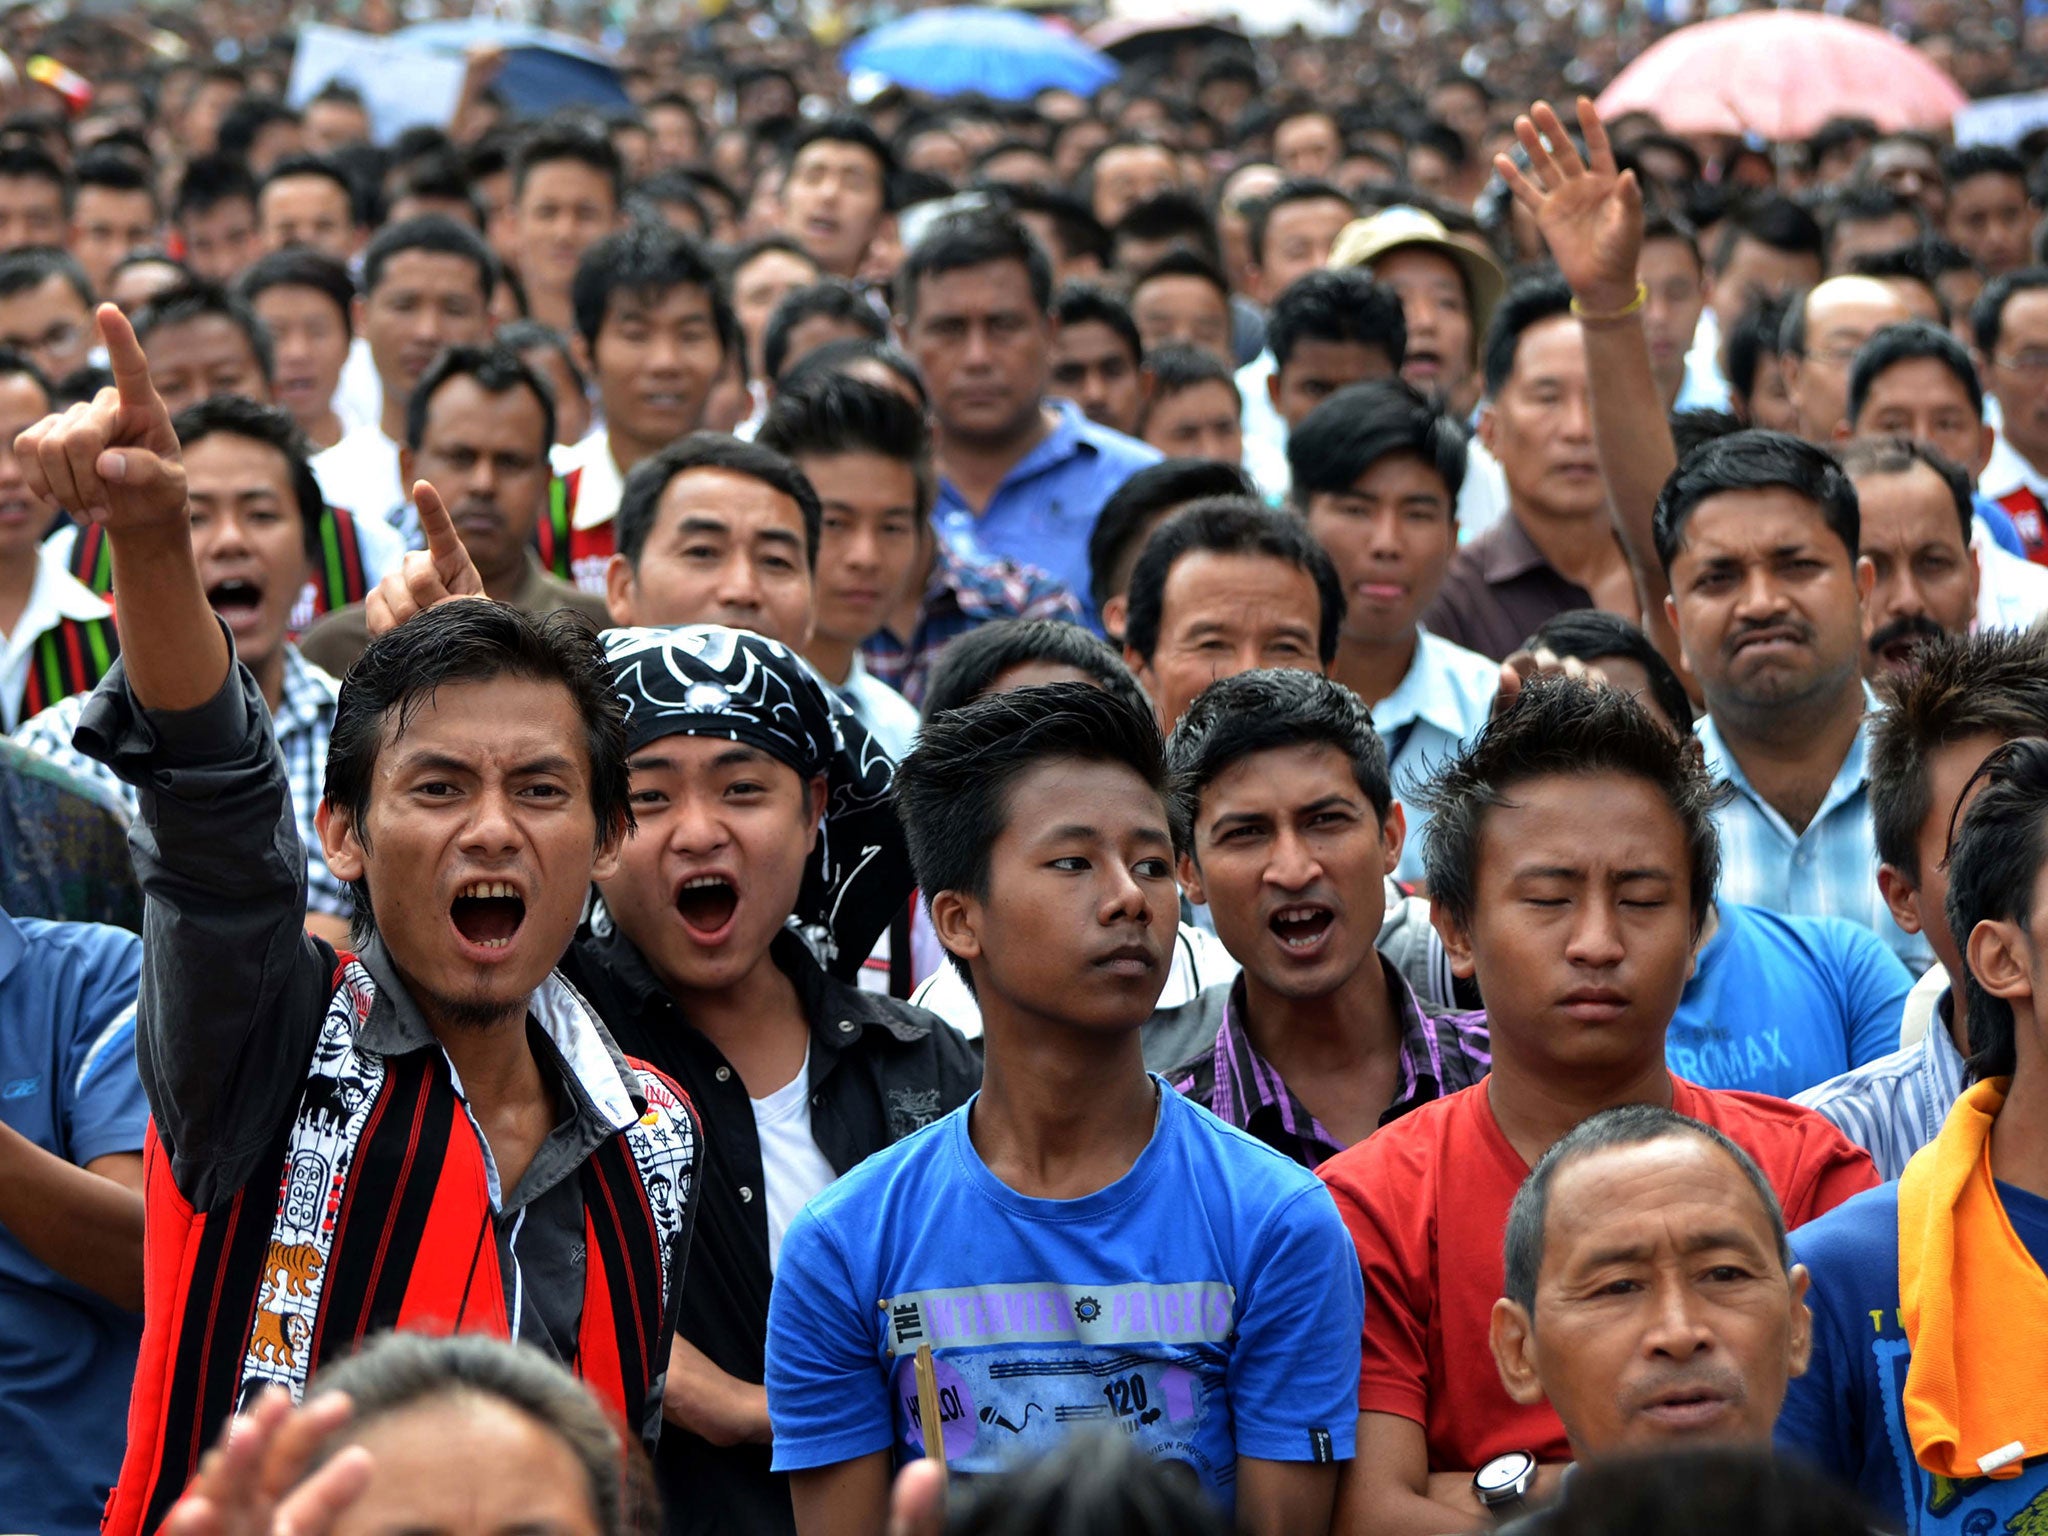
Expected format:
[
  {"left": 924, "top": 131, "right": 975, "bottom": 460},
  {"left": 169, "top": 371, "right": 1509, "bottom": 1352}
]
[
  {"left": 1577, "top": 1228, "right": 1768, "bottom": 1269},
  {"left": 631, "top": 745, "right": 769, "bottom": 773},
  {"left": 1041, "top": 821, "right": 1173, "bottom": 848},
  {"left": 752, "top": 527, "right": 804, "bottom": 549}
]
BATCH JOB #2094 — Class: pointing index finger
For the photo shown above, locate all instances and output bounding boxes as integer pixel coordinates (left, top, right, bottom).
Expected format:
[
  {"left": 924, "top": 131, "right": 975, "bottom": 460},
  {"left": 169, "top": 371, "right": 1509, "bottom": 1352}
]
[
  {"left": 97, "top": 303, "right": 158, "bottom": 413},
  {"left": 414, "top": 479, "right": 462, "bottom": 562}
]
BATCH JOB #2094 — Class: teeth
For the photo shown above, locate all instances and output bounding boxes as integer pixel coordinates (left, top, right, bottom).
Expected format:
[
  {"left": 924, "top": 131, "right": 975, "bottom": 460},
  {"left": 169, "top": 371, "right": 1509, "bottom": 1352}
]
[
  {"left": 458, "top": 881, "right": 518, "bottom": 900},
  {"left": 1274, "top": 907, "right": 1324, "bottom": 923},
  {"left": 475, "top": 936, "right": 513, "bottom": 949}
]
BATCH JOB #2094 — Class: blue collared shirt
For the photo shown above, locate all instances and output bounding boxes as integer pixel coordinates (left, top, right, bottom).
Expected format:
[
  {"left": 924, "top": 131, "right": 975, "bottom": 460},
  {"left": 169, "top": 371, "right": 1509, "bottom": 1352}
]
[
  {"left": 0, "top": 907, "right": 147, "bottom": 1535},
  {"left": 1370, "top": 629, "right": 1499, "bottom": 886},
  {"left": 933, "top": 398, "right": 1160, "bottom": 632},
  {"left": 1696, "top": 693, "right": 1931, "bottom": 970}
]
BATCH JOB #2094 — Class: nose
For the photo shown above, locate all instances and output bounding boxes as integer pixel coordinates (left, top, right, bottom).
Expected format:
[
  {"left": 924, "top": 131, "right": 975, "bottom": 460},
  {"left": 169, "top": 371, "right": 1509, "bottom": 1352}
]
[
  {"left": 458, "top": 781, "right": 522, "bottom": 859},
  {"left": 464, "top": 454, "right": 500, "bottom": 501},
  {"left": 1405, "top": 294, "right": 1438, "bottom": 337},
  {"left": 1641, "top": 1275, "right": 1716, "bottom": 1361},
  {"left": 1264, "top": 825, "right": 1322, "bottom": 892},
  {"left": 1096, "top": 858, "right": 1152, "bottom": 925},
  {"left": 715, "top": 551, "right": 766, "bottom": 613},
  {"left": 1558, "top": 386, "right": 1594, "bottom": 442},
  {"left": 1732, "top": 564, "right": 1787, "bottom": 621},
  {"left": 1563, "top": 893, "right": 1626, "bottom": 969},
  {"left": 663, "top": 785, "right": 730, "bottom": 856},
  {"left": 200, "top": 507, "right": 253, "bottom": 562},
  {"left": 841, "top": 524, "right": 881, "bottom": 575}
]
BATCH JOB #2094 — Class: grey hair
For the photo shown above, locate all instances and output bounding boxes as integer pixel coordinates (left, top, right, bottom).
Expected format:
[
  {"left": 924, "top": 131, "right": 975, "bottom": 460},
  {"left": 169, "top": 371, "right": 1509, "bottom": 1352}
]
[{"left": 1501, "top": 1105, "right": 1792, "bottom": 1318}]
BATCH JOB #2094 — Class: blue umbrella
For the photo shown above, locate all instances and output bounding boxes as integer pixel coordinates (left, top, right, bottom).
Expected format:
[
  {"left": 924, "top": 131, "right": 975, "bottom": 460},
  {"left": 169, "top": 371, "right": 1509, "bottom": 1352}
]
[
  {"left": 843, "top": 8, "right": 1118, "bottom": 102},
  {"left": 391, "top": 19, "right": 630, "bottom": 117}
]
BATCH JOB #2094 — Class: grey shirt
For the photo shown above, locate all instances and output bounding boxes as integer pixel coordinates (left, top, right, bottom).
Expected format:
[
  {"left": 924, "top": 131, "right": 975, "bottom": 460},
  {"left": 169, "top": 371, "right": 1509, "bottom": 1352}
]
[{"left": 76, "top": 642, "right": 663, "bottom": 1400}]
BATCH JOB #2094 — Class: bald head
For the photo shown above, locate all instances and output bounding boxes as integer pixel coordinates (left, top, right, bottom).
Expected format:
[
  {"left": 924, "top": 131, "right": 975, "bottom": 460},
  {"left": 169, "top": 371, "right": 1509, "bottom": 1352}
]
[{"left": 1787, "top": 277, "right": 1914, "bottom": 441}]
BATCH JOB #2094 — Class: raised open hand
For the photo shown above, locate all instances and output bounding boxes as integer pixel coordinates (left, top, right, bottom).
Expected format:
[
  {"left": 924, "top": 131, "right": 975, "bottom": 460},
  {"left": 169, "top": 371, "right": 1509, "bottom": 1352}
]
[
  {"left": 14, "top": 303, "right": 186, "bottom": 535},
  {"left": 364, "top": 478, "right": 487, "bottom": 637},
  {"left": 159, "top": 1388, "right": 371, "bottom": 1536},
  {"left": 1495, "top": 97, "right": 1643, "bottom": 314}
]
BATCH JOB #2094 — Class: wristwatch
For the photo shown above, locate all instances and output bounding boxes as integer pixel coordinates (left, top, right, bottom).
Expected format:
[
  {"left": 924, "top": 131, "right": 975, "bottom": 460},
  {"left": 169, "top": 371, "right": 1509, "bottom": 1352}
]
[{"left": 1473, "top": 1450, "right": 1539, "bottom": 1519}]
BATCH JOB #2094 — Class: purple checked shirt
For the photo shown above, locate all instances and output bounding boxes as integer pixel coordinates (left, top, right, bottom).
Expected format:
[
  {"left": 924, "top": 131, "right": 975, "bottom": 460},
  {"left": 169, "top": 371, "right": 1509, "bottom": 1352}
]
[{"left": 1168, "top": 957, "right": 1491, "bottom": 1169}]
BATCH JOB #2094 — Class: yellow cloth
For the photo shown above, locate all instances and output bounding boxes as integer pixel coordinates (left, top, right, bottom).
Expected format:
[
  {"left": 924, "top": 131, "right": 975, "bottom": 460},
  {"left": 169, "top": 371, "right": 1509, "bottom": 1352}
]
[{"left": 1898, "top": 1077, "right": 2048, "bottom": 1480}]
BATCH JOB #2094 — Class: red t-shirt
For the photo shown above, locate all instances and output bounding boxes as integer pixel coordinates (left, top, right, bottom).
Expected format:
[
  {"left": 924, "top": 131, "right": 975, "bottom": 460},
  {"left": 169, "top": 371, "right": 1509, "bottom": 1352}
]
[{"left": 1316, "top": 1075, "right": 1879, "bottom": 1471}]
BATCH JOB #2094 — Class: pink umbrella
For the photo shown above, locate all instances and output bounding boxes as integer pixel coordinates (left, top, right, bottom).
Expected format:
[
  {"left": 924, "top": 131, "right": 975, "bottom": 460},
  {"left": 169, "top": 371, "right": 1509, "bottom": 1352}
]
[{"left": 1596, "top": 12, "right": 1966, "bottom": 141}]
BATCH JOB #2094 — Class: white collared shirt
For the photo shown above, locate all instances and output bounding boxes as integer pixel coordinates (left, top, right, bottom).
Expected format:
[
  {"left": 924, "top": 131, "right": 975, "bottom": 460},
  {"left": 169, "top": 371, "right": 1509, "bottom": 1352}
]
[
  {"left": 0, "top": 543, "right": 112, "bottom": 731},
  {"left": 1978, "top": 427, "right": 2048, "bottom": 506},
  {"left": 552, "top": 426, "right": 628, "bottom": 533},
  {"left": 1368, "top": 628, "right": 1500, "bottom": 885}
]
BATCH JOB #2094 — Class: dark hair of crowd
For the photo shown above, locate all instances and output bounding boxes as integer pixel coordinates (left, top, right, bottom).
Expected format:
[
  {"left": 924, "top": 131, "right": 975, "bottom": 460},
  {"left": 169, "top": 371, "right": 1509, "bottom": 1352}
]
[
  {"left": 1836, "top": 435, "right": 1973, "bottom": 545},
  {"left": 1088, "top": 458, "right": 1257, "bottom": 616},
  {"left": 1481, "top": 273, "right": 1573, "bottom": 397},
  {"left": 325, "top": 603, "right": 631, "bottom": 940},
  {"left": 0, "top": 139, "right": 70, "bottom": 211},
  {"left": 778, "top": 335, "right": 931, "bottom": 411},
  {"left": 1052, "top": 281, "right": 1142, "bottom": 367},
  {"left": 362, "top": 213, "right": 496, "bottom": 303},
  {"left": 1140, "top": 343, "right": 1238, "bottom": 412},
  {"left": 0, "top": 244, "right": 90, "bottom": 310},
  {"left": 1267, "top": 268, "right": 1407, "bottom": 373},
  {"left": 1725, "top": 293, "right": 1793, "bottom": 404},
  {"left": 787, "top": 115, "right": 898, "bottom": 211},
  {"left": 1526, "top": 610, "right": 1695, "bottom": 736},
  {"left": 614, "top": 431, "right": 821, "bottom": 571},
  {"left": 1946, "top": 736, "right": 2048, "bottom": 1079},
  {"left": 497, "top": 318, "right": 589, "bottom": 398},
  {"left": 1543, "top": 1446, "right": 1879, "bottom": 1536},
  {"left": 1869, "top": 628, "right": 2048, "bottom": 881},
  {"left": 1710, "top": 196, "right": 1824, "bottom": 272},
  {"left": 170, "top": 395, "right": 326, "bottom": 569},
  {"left": 763, "top": 278, "right": 887, "bottom": 382},
  {"left": 1972, "top": 266, "right": 2048, "bottom": 356},
  {"left": 1287, "top": 377, "right": 1467, "bottom": 506},
  {"left": 896, "top": 681, "right": 1168, "bottom": 966},
  {"left": 1502, "top": 1103, "right": 1789, "bottom": 1317},
  {"left": 756, "top": 370, "right": 933, "bottom": 520},
  {"left": 1416, "top": 675, "right": 1723, "bottom": 941},
  {"left": 898, "top": 208, "right": 1053, "bottom": 323},
  {"left": 1246, "top": 179, "right": 1354, "bottom": 267},
  {"left": 1650, "top": 429, "right": 1858, "bottom": 575},
  {"left": 1165, "top": 668, "right": 1392, "bottom": 854},
  {"left": 921, "top": 617, "right": 1152, "bottom": 727},
  {"left": 570, "top": 221, "right": 738, "bottom": 366},
  {"left": 75, "top": 147, "right": 157, "bottom": 214},
  {"left": 238, "top": 247, "right": 357, "bottom": 337},
  {"left": 1129, "top": 247, "right": 1233, "bottom": 312},
  {"left": 513, "top": 115, "right": 625, "bottom": 205},
  {"left": 1123, "top": 496, "right": 1345, "bottom": 666},
  {"left": 1113, "top": 189, "right": 1225, "bottom": 270},
  {"left": 174, "top": 153, "right": 257, "bottom": 224},
  {"left": 133, "top": 281, "right": 276, "bottom": 385},
  {"left": 404, "top": 343, "right": 556, "bottom": 457},
  {"left": 943, "top": 1429, "right": 1230, "bottom": 1536}
]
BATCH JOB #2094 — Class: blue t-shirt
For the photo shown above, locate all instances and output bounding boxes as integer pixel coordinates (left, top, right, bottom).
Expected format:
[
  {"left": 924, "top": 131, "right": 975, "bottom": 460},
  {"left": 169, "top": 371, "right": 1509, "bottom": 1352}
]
[
  {"left": 0, "top": 910, "right": 146, "bottom": 1536},
  {"left": 765, "top": 1081, "right": 1363, "bottom": 1512},
  {"left": 1777, "top": 1180, "right": 2048, "bottom": 1534},
  {"left": 1667, "top": 901, "right": 1911, "bottom": 1099}
]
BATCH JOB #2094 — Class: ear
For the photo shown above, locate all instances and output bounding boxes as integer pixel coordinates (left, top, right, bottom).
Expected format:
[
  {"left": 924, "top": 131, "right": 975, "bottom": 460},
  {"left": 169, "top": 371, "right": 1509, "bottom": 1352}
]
[
  {"left": 1832, "top": 419, "right": 1854, "bottom": 444},
  {"left": 1877, "top": 863, "right": 1925, "bottom": 939},
  {"left": 803, "top": 772, "right": 828, "bottom": 854},
  {"left": 571, "top": 330, "right": 596, "bottom": 380},
  {"left": 604, "top": 552, "right": 638, "bottom": 626},
  {"left": 1975, "top": 421, "right": 1996, "bottom": 479},
  {"left": 1476, "top": 403, "right": 1498, "bottom": 454},
  {"left": 317, "top": 798, "right": 365, "bottom": 885},
  {"left": 1380, "top": 800, "right": 1407, "bottom": 876},
  {"left": 1663, "top": 592, "right": 1694, "bottom": 674},
  {"left": 351, "top": 293, "right": 367, "bottom": 338},
  {"left": 1101, "top": 592, "right": 1130, "bottom": 645},
  {"left": 1965, "top": 546, "right": 1982, "bottom": 618},
  {"left": 1177, "top": 850, "right": 1207, "bottom": 907},
  {"left": 1785, "top": 1263, "right": 1814, "bottom": 1380},
  {"left": 1265, "top": 368, "right": 1282, "bottom": 411},
  {"left": 1489, "top": 1298, "right": 1548, "bottom": 1407},
  {"left": 928, "top": 887, "right": 985, "bottom": 973},
  {"left": 592, "top": 821, "right": 624, "bottom": 884},
  {"left": 1854, "top": 552, "right": 1876, "bottom": 604},
  {"left": 1431, "top": 895, "right": 1477, "bottom": 980},
  {"left": 398, "top": 444, "right": 416, "bottom": 492},
  {"left": 1967, "top": 916, "right": 2032, "bottom": 1008}
]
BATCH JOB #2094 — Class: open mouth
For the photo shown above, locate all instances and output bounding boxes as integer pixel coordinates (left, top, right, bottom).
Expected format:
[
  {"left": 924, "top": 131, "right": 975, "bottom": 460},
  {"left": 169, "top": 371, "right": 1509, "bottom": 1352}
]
[
  {"left": 450, "top": 879, "right": 526, "bottom": 951},
  {"left": 1269, "top": 904, "right": 1334, "bottom": 950},
  {"left": 674, "top": 874, "right": 739, "bottom": 938},
  {"left": 206, "top": 578, "right": 265, "bottom": 623}
]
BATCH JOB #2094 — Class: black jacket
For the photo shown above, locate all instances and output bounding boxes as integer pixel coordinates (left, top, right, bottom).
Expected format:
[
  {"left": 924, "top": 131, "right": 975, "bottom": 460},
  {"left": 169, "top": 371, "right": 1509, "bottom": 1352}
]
[{"left": 564, "top": 926, "right": 981, "bottom": 1536}]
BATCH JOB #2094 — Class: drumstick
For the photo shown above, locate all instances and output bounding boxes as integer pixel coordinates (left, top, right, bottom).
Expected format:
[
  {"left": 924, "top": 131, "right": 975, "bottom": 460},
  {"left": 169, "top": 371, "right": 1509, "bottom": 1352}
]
[{"left": 914, "top": 1343, "right": 949, "bottom": 1482}]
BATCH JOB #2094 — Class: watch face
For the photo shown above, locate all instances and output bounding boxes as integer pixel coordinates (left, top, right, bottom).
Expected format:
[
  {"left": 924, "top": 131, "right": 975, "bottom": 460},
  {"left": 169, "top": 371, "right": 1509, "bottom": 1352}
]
[{"left": 1476, "top": 1452, "right": 1535, "bottom": 1494}]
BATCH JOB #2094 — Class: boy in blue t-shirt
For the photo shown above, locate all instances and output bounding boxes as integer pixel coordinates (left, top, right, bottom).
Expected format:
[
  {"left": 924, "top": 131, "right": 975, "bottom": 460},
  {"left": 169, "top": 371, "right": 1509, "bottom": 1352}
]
[
  {"left": 765, "top": 681, "right": 1363, "bottom": 1536},
  {"left": 1776, "top": 738, "right": 2048, "bottom": 1533}
]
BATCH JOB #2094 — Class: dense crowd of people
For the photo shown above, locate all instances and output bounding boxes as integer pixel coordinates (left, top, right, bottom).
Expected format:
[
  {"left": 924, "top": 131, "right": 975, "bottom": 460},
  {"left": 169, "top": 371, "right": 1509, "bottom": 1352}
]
[{"left": 4, "top": 1, "right": 2048, "bottom": 1533}]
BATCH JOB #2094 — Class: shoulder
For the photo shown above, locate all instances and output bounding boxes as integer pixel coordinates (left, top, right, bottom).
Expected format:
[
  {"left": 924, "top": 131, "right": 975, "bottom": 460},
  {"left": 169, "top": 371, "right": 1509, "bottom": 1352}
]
[
  {"left": 1790, "top": 1181, "right": 1901, "bottom": 1273},
  {"left": 1070, "top": 414, "right": 1162, "bottom": 471},
  {"left": 1682, "top": 1082, "right": 1874, "bottom": 1174},
  {"left": 10, "top": 913, "right": 142, "bottom": 971},
  {"left": 1320, "top": 1082, "right": 1475, "bottom": 1197}
]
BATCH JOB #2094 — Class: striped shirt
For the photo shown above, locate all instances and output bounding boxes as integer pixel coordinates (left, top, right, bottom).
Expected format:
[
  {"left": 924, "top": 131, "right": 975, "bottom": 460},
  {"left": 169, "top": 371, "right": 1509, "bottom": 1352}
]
[
  {"left": 15, "top": 646, "right": 348, "bottom": 919},
  {"left": 1697, "top": 693, "right": 1933, "bottom": 972},
  {"left": 861, "top": 538, "right": 1085, "bottom": 706},
  {"left": 1793, "top": 983, "right": 1968, "bottom": 1182},
  {"left": 1168, "top": 957, "right": 1491, "bottom": 1169}
]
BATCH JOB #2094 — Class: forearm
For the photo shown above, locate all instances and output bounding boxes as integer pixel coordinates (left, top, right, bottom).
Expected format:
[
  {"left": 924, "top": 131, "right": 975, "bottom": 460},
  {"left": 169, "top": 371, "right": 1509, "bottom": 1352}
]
[
  {"left": 1579, "top": 315, "right": 1691, "bottom": 692},
  {"left": 0, "top": 1128, "right": 143, "bottom": 1310},
  {"left": 665, "top": 1335, "right": 773, "bottom": 1446},
  {"left": 104, "top": 520, "right": 229, "bottom": 715},
  {"left": 1335, "top": 1478, "right": 1480, "bottom": 1536}
]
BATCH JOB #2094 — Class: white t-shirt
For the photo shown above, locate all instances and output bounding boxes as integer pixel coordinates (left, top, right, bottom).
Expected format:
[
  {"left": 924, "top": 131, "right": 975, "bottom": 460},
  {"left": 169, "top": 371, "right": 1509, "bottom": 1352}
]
[{"left": 751, "top": 1054, "right": 838, "bottom": 1274}]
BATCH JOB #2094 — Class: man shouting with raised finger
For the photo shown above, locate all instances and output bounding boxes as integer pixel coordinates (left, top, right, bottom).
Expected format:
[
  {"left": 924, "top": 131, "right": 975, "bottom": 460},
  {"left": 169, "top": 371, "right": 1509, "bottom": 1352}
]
[{"left": 24, "top": 304, "right": 702, "bottom": 1536}]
